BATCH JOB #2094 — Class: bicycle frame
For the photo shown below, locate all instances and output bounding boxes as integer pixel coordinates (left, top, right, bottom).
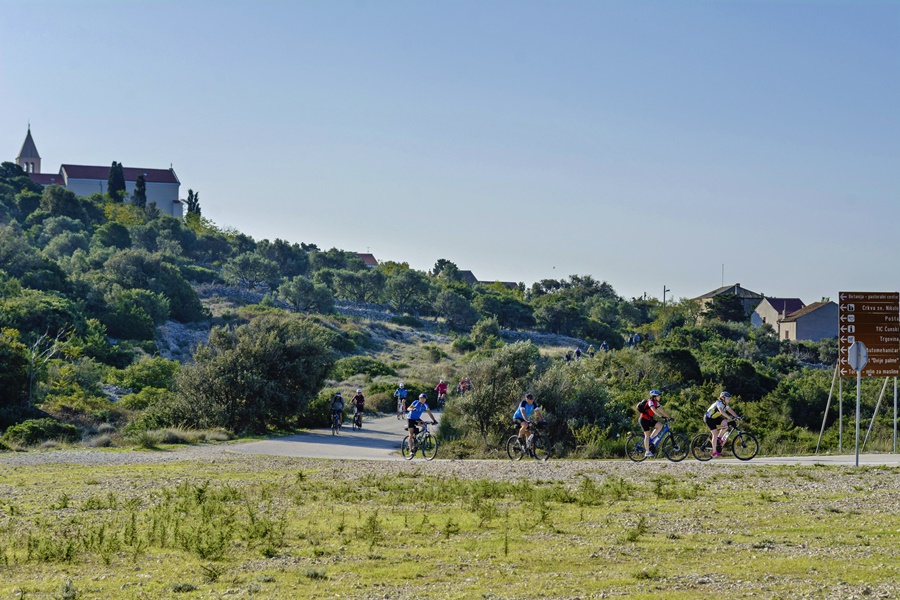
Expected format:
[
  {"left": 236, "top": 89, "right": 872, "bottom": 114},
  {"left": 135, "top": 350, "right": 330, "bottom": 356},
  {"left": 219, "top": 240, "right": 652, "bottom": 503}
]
[{"left": 625, "top": 418, "right": 689, "bottom": 462}]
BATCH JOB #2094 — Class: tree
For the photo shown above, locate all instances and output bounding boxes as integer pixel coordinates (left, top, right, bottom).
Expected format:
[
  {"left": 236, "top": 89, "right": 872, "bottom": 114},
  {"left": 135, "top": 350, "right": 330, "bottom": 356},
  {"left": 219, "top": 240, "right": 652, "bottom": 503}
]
[
  {"left": 222, "top": 252, "right": 280, "bottom": 290},
  {"left": 171, "top": 315, "right": 334, "bottom": 433},
  {"left": 704, "top": 294, "right": 748, "bottom": 323},
  {"left": 185, "top": 189, "right": 201, "bottom": 215},
  {"left": 455, "top": 341, "right": 539, "bottom": 444},
  {"left": 132, "top": 174, "right": 147, "bottom": 208},
  {"left": 431, "top": 258, "right": 463, "bottom": 283},
  {"left": 384, "top": 269, "right": 431, "bottom": 314},
  {"left": 435, "top": 289, "right": 480, "bottom": 331},
  {"left": 107, "top": 162, "right": 126, "bottom": 201},
  {"left": 277, "top": 276, "right": 334, "bottom": 313}
]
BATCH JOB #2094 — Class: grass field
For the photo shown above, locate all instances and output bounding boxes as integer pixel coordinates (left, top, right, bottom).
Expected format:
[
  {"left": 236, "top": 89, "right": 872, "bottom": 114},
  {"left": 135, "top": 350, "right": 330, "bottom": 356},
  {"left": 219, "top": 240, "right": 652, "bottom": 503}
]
[{"left": 1, "top": 451, "right": 898, "bottom": 599}]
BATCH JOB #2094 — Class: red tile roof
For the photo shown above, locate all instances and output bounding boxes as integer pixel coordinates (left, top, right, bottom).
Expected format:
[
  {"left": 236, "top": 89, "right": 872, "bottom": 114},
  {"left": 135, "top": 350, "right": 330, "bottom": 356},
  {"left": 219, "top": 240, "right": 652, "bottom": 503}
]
[
  {"left": 61, "top": 164, "right": 179, "bottom": 184},
  {"left": 29, "top": 173, "right": 63, "bottom": 186},
  {"left": 356, "top": 253, "right": 378, "bottom": 267}
]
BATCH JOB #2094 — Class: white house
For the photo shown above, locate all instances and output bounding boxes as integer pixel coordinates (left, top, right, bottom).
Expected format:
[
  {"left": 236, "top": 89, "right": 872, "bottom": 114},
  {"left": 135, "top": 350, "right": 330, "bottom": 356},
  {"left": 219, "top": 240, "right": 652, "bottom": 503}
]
[{"left": 15, "top": 128, "right": 183, "bottom": 218}]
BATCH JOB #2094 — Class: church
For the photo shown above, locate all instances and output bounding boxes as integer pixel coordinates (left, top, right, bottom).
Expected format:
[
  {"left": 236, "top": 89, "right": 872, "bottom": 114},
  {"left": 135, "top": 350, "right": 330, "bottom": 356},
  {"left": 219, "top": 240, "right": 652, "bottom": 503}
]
[{"left": 15, "top": 128, "right": 183, "bottom": 218}]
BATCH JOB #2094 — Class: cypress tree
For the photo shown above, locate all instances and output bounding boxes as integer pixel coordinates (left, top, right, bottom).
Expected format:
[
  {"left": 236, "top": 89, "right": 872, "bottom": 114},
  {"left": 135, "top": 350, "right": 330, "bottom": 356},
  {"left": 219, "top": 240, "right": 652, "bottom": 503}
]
[{"left": 132, "top": 174, "right": 147, "bottom": 208}]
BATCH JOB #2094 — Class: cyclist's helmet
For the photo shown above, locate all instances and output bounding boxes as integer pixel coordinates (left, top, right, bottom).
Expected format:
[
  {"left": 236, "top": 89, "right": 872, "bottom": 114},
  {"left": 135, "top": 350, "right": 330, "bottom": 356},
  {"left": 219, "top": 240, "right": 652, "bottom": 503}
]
[
  {"left": 440, "top": 379, "right": 444, "bottom": 383},
  {"left": 356, "top": 388, "right": 362, "bottom": 393},
  {"left": 525, "top": 393, "right": 534, "bottom": 401},
  {"left": 650, "top": 389, "right": 661, "bottom": 397},
  {"left": 419, "top": 393, "right": 427, "bottom": 399},
  {"left": 720, "top": 391, "right": 732, "bottom": 400},
  {"left": 399, "top": 382, "right": 404, "bottom": 388},
  {"left": 335, "top": 391, "right": 342, "bottom": 396}
]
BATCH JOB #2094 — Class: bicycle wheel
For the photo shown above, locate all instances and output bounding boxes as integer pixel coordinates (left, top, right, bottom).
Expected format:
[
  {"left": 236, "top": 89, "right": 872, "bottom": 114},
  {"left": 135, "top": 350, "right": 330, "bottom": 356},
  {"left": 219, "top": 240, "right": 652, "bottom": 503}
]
[
  {"left": 331, "top": 416, "right": 338, "bottom": 436},
  {"left": 401, "top": 440, "right": 415, "bottom": 460},
  {"left": 731, "top": 432, "right": 759, "bottom": 461},
  {"left": 421, "top": 433, "right": 438, "bottom": 460},
  {"left": 691, "top": 433, "right": 713, "bottom": 461},
  {"left": 531, "top": 434, "right": 550, "bottom": 461},
  {"left": 625, "top": 433, "right": 647, "bottom": 462},
  {"left": 506, "top": 435, "right": 526, "bottom": 461},
  {"left": 661, "top": 432, "right": 689, "bottom": 462}
]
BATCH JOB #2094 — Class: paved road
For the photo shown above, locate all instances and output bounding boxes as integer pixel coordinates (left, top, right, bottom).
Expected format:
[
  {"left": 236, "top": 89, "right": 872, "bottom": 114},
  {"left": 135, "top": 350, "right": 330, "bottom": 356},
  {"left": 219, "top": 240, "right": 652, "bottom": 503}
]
[
  {"left": 228, "top": 412, "right": 900, "bottom": 466},
  {"left": 229, "top": 412, "right": 421, "bottom": 460}
]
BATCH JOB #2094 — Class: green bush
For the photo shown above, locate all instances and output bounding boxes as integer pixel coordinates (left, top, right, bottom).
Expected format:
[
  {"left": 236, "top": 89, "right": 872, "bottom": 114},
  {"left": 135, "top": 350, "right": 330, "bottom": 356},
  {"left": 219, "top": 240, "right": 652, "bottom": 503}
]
[
  {"left": 390, "top": 315, "right": 423, "bottom": 328},
  {"left": 331, "top": 356, "right": 396, "bottom": 381},
  {"left": 2, "top": 418, "right": 79, "bottom": 446},
  {"left": 120, "top": 387, "right": 171, "bottom": 410},
  {"left": 180, "top": 264, "right": 221, "bottom": 284},
  {"left": 107, "top": 356, "right": 180, "bottom": 392},
  {"left": 451, "top": 336, "right": 476, "bottom": 354}
]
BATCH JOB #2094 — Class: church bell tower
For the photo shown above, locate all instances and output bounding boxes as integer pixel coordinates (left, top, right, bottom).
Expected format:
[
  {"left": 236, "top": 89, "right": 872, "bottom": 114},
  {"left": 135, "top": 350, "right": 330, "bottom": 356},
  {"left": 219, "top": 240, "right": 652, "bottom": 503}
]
[{"left": 16, "top": 126, "right": 41, "bottom": 174}]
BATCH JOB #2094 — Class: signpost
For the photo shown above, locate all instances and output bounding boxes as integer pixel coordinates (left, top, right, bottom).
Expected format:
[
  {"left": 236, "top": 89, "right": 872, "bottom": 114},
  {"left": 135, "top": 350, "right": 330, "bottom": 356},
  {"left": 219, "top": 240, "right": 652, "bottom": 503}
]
[
  {"left": 838, "top": 293, "right": 900, "bottom": 466},
  {"left": 838, "top": 292, "right": 900, "bottom": 377}
]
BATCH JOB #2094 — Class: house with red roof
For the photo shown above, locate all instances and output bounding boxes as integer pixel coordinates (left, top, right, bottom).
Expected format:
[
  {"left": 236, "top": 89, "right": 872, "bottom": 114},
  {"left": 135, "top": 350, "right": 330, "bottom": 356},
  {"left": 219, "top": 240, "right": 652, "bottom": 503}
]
[{"left": 15, "top": 128, "right": 183, "bottom": 218}]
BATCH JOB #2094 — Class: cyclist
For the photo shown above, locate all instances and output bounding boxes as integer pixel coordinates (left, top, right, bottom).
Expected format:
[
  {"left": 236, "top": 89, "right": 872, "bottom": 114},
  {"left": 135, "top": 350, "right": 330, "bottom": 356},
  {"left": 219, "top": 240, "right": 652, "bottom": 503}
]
[
  {"left": 352, "top": 388, "right": 365, "bottom": 428},
  {"left": 435, "top": 379, "right": 448, "bottom": 408},
  {"left": 705, "top": 391, "right": 741, "bottom": 457},
  {"left": 406, "top": 393, "right": 437, "bottom": 453},
  {"left": 587, "top": 344, "right": 595, "bottom": 358},
  {"left": 513, "top": 393, "right": 545, "bottom": 448},
  {"left": 329, "top": 392, "right": 345, "bottom": 430},
  {"left": 637, "top": 389, "right": 673, "bottom": 457},
  {"left": 393, "top": 383, "right": 408, "bottom": 418}
]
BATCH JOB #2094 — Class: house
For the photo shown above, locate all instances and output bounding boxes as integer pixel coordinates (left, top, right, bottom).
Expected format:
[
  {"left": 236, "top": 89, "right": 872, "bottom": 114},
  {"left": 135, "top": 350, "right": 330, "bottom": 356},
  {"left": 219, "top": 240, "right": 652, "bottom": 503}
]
[
  {"left": 751, "top": 297, "right": 806, "bottom": 336},
  {"left": 356, "top": 253, "right": 378, "bottom": 268},
  {"left": 693, "top": 283, "right": 765, "bottom": 316},
  {"left": 778, "top": 301, "right": 838, "bottom": 342},
  {"left": 15, "top": 128, "right": 183, "bottom": 218}
]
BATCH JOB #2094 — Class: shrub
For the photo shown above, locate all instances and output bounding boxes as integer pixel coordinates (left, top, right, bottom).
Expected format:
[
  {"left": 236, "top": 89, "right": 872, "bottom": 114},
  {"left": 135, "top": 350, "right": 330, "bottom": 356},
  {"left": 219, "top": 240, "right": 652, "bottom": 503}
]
[
  {"left": 451, "top": 336, "right": 476, "bottom": 354},
  {"left": 119, "top": 387, "right": 170, "bottom": 410},
  {"left": 107, "top": 356, "right": 180, "bottom": 392},
  {"left": 331, "top": 356, "right": 396, "bottom": 381},
  {"left": 2, "top": 418, "right": 79, "bottom": 446},
  {"left": 390, "top": 315, "right": 423, "bottom": 328}
]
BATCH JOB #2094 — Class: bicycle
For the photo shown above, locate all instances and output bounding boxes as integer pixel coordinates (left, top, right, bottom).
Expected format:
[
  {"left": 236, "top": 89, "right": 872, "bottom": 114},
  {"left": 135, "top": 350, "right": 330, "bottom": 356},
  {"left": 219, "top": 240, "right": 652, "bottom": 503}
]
[
  {"left": 352, "top": 407, "right": 363, "bottom": 431},
  {"left": 401, "top": 420, "right": 438, "bottom": 460},
  {"left": 625, "top": 418, "right": 688, "bottom": 462},
  {"left": 396, "top": 397, "right": 406, "bottom": 420},
  {"left": 331, "top": 410, "right": 343, "bottom": 435},
  {"left": 506, "top": 420, "right": 551, "bottom": 461},
  {"left": 691, "top": 418, "right": 758, "bottom": 461}
]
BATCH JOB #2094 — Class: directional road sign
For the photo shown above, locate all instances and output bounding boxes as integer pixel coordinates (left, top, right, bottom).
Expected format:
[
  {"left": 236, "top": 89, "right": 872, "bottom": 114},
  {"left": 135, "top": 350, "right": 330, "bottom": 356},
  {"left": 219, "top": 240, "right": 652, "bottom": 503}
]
[{"left": 838, "top": 292, "right": 900, "bottom": 377}]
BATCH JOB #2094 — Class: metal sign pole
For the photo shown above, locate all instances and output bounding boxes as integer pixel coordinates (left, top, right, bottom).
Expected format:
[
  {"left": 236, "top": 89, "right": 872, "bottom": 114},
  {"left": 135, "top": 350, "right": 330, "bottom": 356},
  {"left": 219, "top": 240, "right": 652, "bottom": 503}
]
[
  {"left": 816, "top": 365, "right": 839, "bottom": 455},
  {"left": 856, "top": 369, "right": 861, "bottom": 467},
  {"left": 839, "top": 376, "right": 843, "bottom": 453}
]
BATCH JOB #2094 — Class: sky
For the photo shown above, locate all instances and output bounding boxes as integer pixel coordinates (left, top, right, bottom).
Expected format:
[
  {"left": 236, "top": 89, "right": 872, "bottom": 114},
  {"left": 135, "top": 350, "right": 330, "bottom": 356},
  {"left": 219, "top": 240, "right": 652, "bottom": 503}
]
[{"left": 2, "top": 0, "right": 898, "bottom": 304}]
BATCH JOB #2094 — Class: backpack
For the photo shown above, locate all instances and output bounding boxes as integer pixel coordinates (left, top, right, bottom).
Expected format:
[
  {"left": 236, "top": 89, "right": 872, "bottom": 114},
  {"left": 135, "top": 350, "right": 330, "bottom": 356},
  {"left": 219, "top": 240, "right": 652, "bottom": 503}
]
[{"left": 636, "top": 399, "right": 650, "bottom": 414}]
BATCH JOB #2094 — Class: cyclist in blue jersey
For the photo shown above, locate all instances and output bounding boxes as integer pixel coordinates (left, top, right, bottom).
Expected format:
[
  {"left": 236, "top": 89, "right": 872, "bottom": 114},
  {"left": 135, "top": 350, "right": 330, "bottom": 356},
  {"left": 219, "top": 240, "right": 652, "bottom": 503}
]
[
  {"left": 393, "top": 383, "right": 409, "bottom": 418},
  {"left": 513, "top": 393, "right": 545, "bottom": 448},
  {"left": 406, "top": 393, "right": 437, "bottom": 453}
]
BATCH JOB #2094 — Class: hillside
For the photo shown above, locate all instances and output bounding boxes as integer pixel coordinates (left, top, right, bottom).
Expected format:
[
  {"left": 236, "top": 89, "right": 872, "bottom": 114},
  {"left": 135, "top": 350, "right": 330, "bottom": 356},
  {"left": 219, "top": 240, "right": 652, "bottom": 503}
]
[{"left": 1, "top": 161, "right": 893, "bottom": 457}]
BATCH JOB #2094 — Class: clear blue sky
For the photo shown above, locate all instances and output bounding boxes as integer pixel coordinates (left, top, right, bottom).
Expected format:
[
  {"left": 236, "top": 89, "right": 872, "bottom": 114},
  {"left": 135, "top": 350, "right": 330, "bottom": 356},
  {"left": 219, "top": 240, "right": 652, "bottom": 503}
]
[{"left": 3, "top": 0, "right": 898, "bottom": 303}]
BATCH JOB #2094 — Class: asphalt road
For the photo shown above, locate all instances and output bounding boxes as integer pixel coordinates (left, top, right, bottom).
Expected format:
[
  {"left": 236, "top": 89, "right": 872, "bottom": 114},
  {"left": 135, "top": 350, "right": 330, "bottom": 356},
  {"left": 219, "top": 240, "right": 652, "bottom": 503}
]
[
  {"left": 228, "top": 411, "right": 422, "bottom": 461},
  {"left": 227, "top": 412, "right": 900, "bottom": 466}
]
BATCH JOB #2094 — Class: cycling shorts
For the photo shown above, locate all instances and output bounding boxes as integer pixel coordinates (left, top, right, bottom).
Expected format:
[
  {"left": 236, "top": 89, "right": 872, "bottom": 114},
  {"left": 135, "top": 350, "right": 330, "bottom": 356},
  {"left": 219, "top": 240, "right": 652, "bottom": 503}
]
[
  {"left": 705, "top": 415, "right": 726, "bottom": 429},
  {"left": 639, "top": 416, "right": 656, "bottom": 432}
]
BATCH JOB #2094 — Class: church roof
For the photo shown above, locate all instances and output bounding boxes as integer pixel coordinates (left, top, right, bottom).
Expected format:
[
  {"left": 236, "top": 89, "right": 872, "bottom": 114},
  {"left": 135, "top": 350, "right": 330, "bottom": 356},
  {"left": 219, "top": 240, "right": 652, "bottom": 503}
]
[
  {"left": 61, "top": 164, "right": 179, "bottom": 184},
  {"left": 18, "top": 128, "right": 41, "bottom": 159},
  {"left": 30, "top": 173, "right": 63, "bottom": 186}
]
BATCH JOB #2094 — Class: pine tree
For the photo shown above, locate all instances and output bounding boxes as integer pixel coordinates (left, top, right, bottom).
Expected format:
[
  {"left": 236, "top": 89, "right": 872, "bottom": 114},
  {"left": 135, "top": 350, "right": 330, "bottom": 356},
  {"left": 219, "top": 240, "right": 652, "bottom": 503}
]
[{"left": 132, "top": 174, "right": 147, "bottom": 208}]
